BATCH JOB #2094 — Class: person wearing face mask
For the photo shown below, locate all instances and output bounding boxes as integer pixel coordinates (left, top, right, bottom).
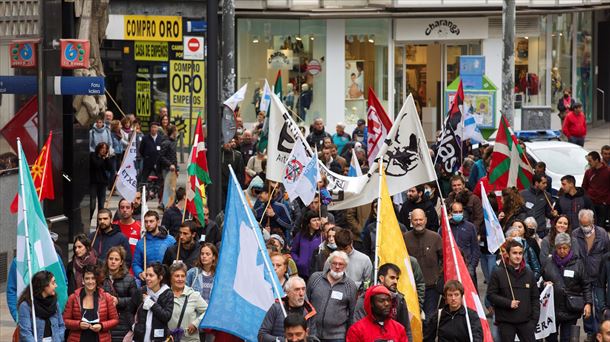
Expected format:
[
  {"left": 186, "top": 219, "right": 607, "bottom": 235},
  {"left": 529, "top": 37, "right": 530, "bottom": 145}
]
[
  {"left": 346, "top": 285, "right": 409, "bottom": 342},
  {"left": 446, "top": 202, "right": 481, "bottom": 285},
  {"left": 445, "top": 175, "right": 483, "bottom": 229},
  {"left": 322, "top": 228, "right": 373, "bottom": 289},
  {"left": 310, "top": 225, "right": 338, "bottom": 274},
  {"left": 403, "top": 209, "right": 443, "bottom": 329},
  {"left": 424, "top": 182, "right": 442, "bottom": 219},
  {"left": 307, "top": 251, "right": 357, "bottom": 341},
  {"left": 258, "top": 277, "right": 317, "bottom": 341},
  {"left": 571, "top": 209, "right": 609, "bottom": 340},
  {"left": 397, "top": 185, "right": 440, "bottom": 231},
  {"left": 557, "top": 88, "right": 576, "bottom": 120}
]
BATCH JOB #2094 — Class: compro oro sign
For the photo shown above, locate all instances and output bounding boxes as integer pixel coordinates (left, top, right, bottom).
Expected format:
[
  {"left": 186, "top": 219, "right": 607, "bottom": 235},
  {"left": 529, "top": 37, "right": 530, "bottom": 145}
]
[
  {"left": 394, "top": 17, "right": 488, "bottom": 41},
  {"left": 105, "top": 15, "right": 182, "bottom": 42},
  {"left": 169, "top": 60, "right": 205, "bottom": 110}
]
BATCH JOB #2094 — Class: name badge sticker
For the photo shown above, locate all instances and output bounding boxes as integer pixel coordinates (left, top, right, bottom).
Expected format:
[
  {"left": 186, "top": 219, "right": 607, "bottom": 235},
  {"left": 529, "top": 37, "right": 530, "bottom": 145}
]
[
  {"left": 331, "top": 290, "right": 343, "bottom": 300},
  {"left": 564, "top": 270, "right": 575, "bottom": 278}
]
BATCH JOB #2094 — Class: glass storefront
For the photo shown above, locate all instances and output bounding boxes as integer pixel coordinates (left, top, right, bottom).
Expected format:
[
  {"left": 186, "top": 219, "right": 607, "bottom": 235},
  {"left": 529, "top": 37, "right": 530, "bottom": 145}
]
[
  {"left": 576, "top": 12, "right": 593, "bottom": 122},
  {"left": 551, "top": 14, "right": 574, "bottom": 111},
  {"left": 514, "top": 17, "right": 547, "bottom": 106}
]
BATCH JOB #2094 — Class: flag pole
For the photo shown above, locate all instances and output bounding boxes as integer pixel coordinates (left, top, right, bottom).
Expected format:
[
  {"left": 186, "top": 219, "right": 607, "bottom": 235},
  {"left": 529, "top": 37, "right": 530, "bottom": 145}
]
[
  {"left": 258, "top": 183, "right": 278, "bottom": 226},
  {"left": 38, "top": 131, "right": 52, "bottom": 201},
  {"left": 17, "top": 138, "right": 39, "bottom": 342},
  {"left": 105, "top": 132, "right": 136, "bottom": 208},
  {"left": 230, "top": 165, "right": 287, "bottom": 318},
  {"left": 142, "top": 185, "right": 147, "bottom": 271},
  {"left": 373, "top": 159, "right": 383, "bottom": 285}
]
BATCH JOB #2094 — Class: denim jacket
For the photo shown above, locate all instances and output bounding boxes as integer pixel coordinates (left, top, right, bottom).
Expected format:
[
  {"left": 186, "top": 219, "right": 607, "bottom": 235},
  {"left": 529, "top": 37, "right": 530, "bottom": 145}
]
[{"left": 18, "top": 301, "right": 65, "bottom": 342}]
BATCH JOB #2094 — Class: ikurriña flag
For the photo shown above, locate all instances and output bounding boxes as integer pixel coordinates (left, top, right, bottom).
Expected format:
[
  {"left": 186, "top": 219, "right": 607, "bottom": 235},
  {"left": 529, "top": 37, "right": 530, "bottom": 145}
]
[
  {"left": 186, "top": 115, "right": 211, "bottom": 225},
  {"left": 488, "top": 114, "right": 532, "bottom": 190}
]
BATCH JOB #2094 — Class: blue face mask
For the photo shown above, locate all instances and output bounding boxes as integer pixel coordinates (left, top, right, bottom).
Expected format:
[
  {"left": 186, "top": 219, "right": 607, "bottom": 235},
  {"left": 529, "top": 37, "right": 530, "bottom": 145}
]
[{"left": 452, "top": 213, "right": 464, "bottom": 223}]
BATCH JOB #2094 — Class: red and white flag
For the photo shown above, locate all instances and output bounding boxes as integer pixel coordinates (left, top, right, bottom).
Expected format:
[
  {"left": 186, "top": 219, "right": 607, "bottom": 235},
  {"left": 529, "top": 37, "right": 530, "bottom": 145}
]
[
  {"left": 441, "top": 206, "right": 493, "bottom": 342},
  {"left": 366, "top": 87, "right": 392, "bottom": 167}
]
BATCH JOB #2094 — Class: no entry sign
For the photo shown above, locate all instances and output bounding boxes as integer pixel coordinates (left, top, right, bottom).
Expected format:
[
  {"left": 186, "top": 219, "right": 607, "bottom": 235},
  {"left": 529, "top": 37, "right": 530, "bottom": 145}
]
[{"left": 183, "top": 36, "right": 204, "bottom": 60}]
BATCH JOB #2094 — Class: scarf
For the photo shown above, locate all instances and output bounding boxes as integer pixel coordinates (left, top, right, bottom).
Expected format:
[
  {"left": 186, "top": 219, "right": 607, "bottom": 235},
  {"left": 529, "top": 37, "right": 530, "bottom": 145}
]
[
  {"left": 73, "top": 250, "right": 98, "bottom": 288},
  {"left": 34, "top": 295, "right": 57, "bottom": 337},
  {"left": 563, "top": 97, "right": 571, "bottom": 109},
  {"left": 552, "top": 250, "right": 574, "bottom": 269},
  {"left": 144, "top": 284, "right": 170, "bottom": 342}
]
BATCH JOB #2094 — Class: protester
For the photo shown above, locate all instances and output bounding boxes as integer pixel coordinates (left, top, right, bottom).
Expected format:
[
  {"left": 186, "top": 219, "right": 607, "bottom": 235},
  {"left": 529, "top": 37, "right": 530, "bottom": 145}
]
[
  {"left": 258, "top": 276, "right": 317, "bottom": 341},
  {"left": 114, "top": 198, "right": 142, "bottom": 257},
  {"left": 110, "top": 119, "right": 126, "bottom": 173},
  {"left": 424, "top": 280, "right": 483, "bottom": 341},
  {"left": 220, "top": 141, "right": 245, "bottom": 204},
  {"left": 246, "top": 150, "right": 267, "bottom": 178},
  {"left": 199, "top": 206, "right": 222, "bottom": 247},
  {"left": 139, "top": 121, "right": 164, "bottom": 183},
  {"left": 602, "top": 145, "right": 610, "bottom": 166},
  {"left": 351, "top": 119, "right": 367, "bottom": 144},
  {"left": 159, "top": 113, "right": 170, "bottom": 137},
  {"left": 161, "top": 187, "right": 187, "bottom": 238},
  {"left": 562, "top": 102, "right": 587, "bottom": 146},
  {"left": 362, "top": 200, "right": 408, "bottom": 261},
  {"left": 90, "top": 208, "right": 132, "bottom": 266},
  {"left": 90, "top": 142, "right": 114, "bottom": 219},
  {"left": 325, "top": 228, "right": 372, "bottom": 289},
  {"left": 306, "top": 118, "right": 332, "bottom": 150},
  {"left": 487, "top": 239, "right": 540, "bottom": 342},
  {"left": 468, "top": 146, "right": 492, "bottom": 190},
  {"left": 168, "top": 262, "right": 208, "bottom": 342},
  {"left": 307, "top": 251, "right": 357, "bottom": 340},
  {"left": 101, "top": 246, "right": 140, "bottom": 342},
  {"left": 519, "top": 174, "right": 556, "bottom": 237},
  {"left": 541, "top": 233, "right": 592, "bottom": 342},
  {"left": 163, "top": 220, "right": 201, "bottom": 269},
  {"left": 332, "top": 122, "right": 351, "bottom": 155},
  {"left": 540, "top": 215, "right": 572, "bottom": 262},
  {"left": 186, "top": 243, "right": 218, "bottom": 304},
  {"left": 398, "top": 185, "right": 440, "bottom": 231},
  {"left": 505, "top": 225, "right": 542, "bottom": 281},
  {"left": 270, "top": 252, "right": 291, "bottom": 290},
  {"left": 158, "top": 124, "right": 178, "bottom": 181},
  {"left": 254, "top": 184, "right": 292, "bottom": 241},
  {"left": 18, "top": 270, "right": 66, "bottom": 342},
  {"left": 499, "top": 187, "right": 528, "bottom": 231},
  {"left": 63, "top": 264, "right": 119, "bottom": 342},
  {"left": 291, "top": 210, "right": 323, "bottom": 281},
  {"left": 239, "top": 129, "right": 256, "bottom": 166},
  {"left": 582, "top": 151, "right": 610, "bottom": 229},
  {"left": 445, "top": 175, "right": 483, "bottom": 228},
  {"left": 556, "top": 175, "right": 593, "bottom": 228},
  {"left": 447, "top": 201, "right": 481, "bottom": 282},
  {"left": 523, "top": 217, "right": 542, "bottom": 257},
  {"left": 133, "top": 210, "right": 177, "bottom": 283},
  {"left": 67, "top": 234, "right": 102, "bottom": 294},
  {"left": 283, "top": 314, "right": 317, "bottom": 342},
  {"left": 133, "top": 262, "right": 174, "bottom": 342},
  {"left": 90, "top": 115, "right": 113, "bottom": 153},
  {"left": 309, "top": 225, "right": 337, "bottom": 274}
]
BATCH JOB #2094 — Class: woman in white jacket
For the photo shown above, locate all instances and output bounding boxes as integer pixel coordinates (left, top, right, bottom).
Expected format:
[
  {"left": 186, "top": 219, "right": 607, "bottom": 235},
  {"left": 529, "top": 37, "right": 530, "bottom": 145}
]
[{"left": 168, "top": 262, "right": 208, "bottom": 342}]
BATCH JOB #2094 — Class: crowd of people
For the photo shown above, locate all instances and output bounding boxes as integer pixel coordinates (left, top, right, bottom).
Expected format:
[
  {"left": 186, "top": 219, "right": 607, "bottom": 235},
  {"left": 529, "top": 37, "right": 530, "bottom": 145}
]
[{"left": 8, "top": 105, "right": 610, "bottom": 342}]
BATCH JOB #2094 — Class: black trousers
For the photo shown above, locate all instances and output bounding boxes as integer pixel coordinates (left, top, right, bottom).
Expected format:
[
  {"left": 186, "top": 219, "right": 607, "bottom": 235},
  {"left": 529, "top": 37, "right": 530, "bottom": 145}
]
[
  {"left": 594, "top": 203, "right": 609, "bottom": 231},
  {"left": 497, "top": 321, "right": 536, "bottom": 342}
]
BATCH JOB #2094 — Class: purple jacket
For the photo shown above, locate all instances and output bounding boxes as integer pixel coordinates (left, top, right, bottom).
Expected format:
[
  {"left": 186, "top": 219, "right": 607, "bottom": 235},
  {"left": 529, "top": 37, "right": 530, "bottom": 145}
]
[{"left": 291, "top": 232, "right": 322, "bottom": 278}]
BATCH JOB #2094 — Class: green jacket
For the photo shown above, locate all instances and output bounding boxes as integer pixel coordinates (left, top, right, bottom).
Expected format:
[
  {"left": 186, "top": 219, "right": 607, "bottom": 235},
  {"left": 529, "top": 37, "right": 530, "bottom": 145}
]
[{"left": 168, "top": 286, "right": 208, "bottom": 342}]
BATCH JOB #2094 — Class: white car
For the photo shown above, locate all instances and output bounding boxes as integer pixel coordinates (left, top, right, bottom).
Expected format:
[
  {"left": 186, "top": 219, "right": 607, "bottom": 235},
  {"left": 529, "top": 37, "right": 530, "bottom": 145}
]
[{"left": 522, "top": 141, "right": 589, "bottom": 192}]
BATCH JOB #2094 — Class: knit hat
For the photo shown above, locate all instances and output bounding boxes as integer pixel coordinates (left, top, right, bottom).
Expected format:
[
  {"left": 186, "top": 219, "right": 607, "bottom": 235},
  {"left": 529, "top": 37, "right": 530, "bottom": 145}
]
[
  {"left": 250, "top": 176, "right": 264, "bottom": 190},
  {"left": 269, "top": 234, "right": 285, "bottom": 247},
  {"left": 555, "top": 232, "right": 571, "bottom": 247}
]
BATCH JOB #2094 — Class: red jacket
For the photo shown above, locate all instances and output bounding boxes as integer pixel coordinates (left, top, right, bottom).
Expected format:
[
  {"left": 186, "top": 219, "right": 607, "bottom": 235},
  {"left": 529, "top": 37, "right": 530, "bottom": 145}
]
[
  {"left": 63, "top": 287, "right": 119, "bottom": 342},
  {"left": 346, "top": 285, "right": 408, "bottom": 342},
  {"left": 583, "top": 165, "right": 610, "bottom": 205},
  {"left": 562, "top": 111, "right": 587, "bottom": 138}
]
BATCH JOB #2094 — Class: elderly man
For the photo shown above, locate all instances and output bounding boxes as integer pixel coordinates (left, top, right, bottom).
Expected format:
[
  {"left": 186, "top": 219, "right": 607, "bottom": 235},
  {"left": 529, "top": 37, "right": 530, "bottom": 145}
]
[
  {"left": 259, "top": 277, "right": 317, "bottom": 341},
  {"left": 307, "top": 118, "right": 331, "bottom": 150},
  {"left": 323, "top": 228, "right": 372, "bottom": 289},
  {"left": 307, "top": 251, "right": 358, "bottom": 341},
  {"left": 332, "top": 122, "right": 351, "bottom": 155}
]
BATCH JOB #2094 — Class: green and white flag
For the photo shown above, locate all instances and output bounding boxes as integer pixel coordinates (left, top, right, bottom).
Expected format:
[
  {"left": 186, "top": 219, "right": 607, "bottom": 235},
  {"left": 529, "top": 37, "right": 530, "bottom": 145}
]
[{"left": 16, "top": 139, "right": 68, "bottom": 310}]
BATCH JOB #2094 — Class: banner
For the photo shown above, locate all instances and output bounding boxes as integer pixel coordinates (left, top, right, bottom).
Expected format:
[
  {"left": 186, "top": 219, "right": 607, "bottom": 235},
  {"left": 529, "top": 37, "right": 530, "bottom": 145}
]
[
  {"left": 123, "top": 15, "right": 182, "bottom": 41},
  {"left": 135, "top": 80, "right": 151, "bottom": 126},
  {"left": 169, "top": 60, "right": 205, "bottom": 110},
  {"left": 435, "top": 117, "right": 462, "bottom": 174},
  {"left": 535, "top": 284, "right": 556, "bottom": 340},
  {"left": 116, "top": 134, "right": 138, "bottom": 202}
]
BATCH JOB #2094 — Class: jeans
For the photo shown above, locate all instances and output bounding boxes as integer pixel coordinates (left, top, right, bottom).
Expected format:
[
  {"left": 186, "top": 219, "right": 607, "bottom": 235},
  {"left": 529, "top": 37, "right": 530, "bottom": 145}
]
[
  {"left": 546, "top": 320, "right": 578, "bottom": 342},
  {"left": 568, "top": 136, "right": 585, "bottom": 147},
  {"left": 90, "top": 183, "right": 107, "bottom": 219},
  {"left": 481, "top": 254, "right": 498, "bottom": 284}
]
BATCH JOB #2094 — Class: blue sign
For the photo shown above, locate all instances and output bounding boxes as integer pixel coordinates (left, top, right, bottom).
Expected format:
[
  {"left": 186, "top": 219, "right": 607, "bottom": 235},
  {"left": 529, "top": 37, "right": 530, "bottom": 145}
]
[
  {"left": 54, "top": 76, "right": 104, "bottom": 95},
  {"left": 0, "top": 76, "right": 37, "bottom": 94},
  {"left": 460, "top": 56, "right": 485, "bottom": 76}
]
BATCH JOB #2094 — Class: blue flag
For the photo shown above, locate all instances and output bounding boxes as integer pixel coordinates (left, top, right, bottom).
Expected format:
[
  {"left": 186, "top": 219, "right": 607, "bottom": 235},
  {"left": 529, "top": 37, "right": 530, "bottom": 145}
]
[
  {"left": 200, "top": 166, "right": 284, "bottom": 340},
  {"left": 348, "top": 148, "right": 362, "bottom": 177},
  {"left": 481, "top": 182, "right": 505, "bottom": 254}
]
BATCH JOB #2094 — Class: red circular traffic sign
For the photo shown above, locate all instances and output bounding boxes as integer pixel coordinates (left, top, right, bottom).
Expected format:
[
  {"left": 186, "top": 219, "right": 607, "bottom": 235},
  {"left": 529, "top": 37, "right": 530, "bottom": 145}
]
[{"left": 187, "top": 38, "right": 200, "bottom": 52}]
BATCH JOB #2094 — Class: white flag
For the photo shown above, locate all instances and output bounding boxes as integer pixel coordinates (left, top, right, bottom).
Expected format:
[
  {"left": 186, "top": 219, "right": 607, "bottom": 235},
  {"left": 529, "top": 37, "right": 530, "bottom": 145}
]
[
  {"left": 481, "top": 182, "right": 505, "bottom": 253},
  {"left": 282, "top": 138, "right": 312, "bottom": 202},
  {"left": 535, "top": 284, "right": 556, "bottom": 340},
  {"left": 115, "top": 133, "right": 138, "bottom": 202},
  {"left": 223, "top": 83, "right": 248, "bottom": 112},
  {"left": 267, "top": 92, "right": 299, "bottom": 182},
  {"left": 259, "top": 80, "right": 272, "bottom": 113}
]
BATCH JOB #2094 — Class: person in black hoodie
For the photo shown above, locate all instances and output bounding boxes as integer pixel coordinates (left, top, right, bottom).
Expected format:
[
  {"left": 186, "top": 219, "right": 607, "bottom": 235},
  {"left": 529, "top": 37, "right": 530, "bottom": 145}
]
[
  {"left": 90, "top": 208, "right": 132, "bottom": 267},
  {"left": 102, "top": 246, "right": 140, "bottom": 342},
  {"left": 90, "top": 142, "right": 113, "bottom": 220},
  {"left": 133, "top": 262, "right": 174, "bottom": 342},
  {"left": 487, "top": 239, "right": 540, "bottom": 342},
  {"left": 161, "top": 187, "right": 186, "bottom": 238},
  {"left": 556, "top": 175, "right": 593, "bottom": 229},
  {"left": 162, "top": 220, "right": 201, "bottom": 269},
  {"left": 424, "top": 280, "right": 483, "bottom": 342},
  {"left": 398, "top": 185, "right": 439, "bottom": 231}
]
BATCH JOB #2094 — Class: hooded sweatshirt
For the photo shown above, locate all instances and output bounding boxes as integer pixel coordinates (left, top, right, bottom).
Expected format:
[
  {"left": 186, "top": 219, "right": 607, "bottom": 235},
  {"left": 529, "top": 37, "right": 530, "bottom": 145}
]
[
  {"left": 132, "top": 226, "right": 177, "bottom": 277},
  {"left": 89, "top": 125, "right": 113, "bottom": 152},
  {"left": 346, "top": 285, "right": 408, "bottom": 342},
  {"left": 90, "top": 224, "right": 133, "bottom": 267}
]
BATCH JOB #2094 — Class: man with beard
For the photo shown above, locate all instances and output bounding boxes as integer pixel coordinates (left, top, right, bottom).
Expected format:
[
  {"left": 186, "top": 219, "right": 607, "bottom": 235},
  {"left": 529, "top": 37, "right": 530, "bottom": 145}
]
[
  {"left": 353, "top": 263, "right": 412, "bottom": 341},
  {"left": 323, "top": 228, "right": 372, "bottom": 289},
  {"left": 398, "top": 185, "right": 439, "bottom": 231},
  {"left": 306, "top": 118, "right": 331, "bottom": 150},
  {"left": 307, "top": 251, "right": 357, "bottom": 341},
  {"left": 162, "top": 220, "right": 201, "bottom": 269},
  {"left": 424, "top": 280, "right": 483, "bottom": 341},
  {"left": 90, "top": 208, "right": 132, "bottom": 266},
  {"left": 259, "top": 277, "right": 317, "bottom": 341},
  {"left": 556, "top": 175, "right": 593, "bottom": 228},
  {"left": 132, "top": 210, "right": 176, "bottom": 282},
  {"left": 113, "top": 198, "right": 142, "bottom": 257},
  {"left": 284, "top": 314, "right": 319, "bottom": 342},
  {"left": 346, "top": 284, "right": 409, "bottom": 342},
  {"left": 403, "top": 209, "right": 443, "bottom": 329}
]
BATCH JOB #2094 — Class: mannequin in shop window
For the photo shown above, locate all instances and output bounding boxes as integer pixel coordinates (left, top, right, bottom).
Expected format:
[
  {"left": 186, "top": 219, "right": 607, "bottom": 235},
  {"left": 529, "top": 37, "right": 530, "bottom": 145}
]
[{"left": 298, "top": 84, "right": 312, "bottom": 122}]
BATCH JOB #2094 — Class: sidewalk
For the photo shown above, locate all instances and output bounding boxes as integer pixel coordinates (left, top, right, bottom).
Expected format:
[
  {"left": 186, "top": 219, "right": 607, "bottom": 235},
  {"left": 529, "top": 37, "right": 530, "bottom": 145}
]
[{"left": 586, "top": 122, "right": 610, "bottom": 152}]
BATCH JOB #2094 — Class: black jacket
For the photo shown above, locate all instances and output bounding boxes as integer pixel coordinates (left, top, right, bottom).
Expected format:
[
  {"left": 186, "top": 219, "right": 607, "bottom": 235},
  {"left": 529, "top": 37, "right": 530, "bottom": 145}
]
[
  {"left": 424, "top": 305, "right": 483, "bottom": 342},
  {"left": 102, "top": 274, "right": 140, "bottom": 342},
  {"left": 201, "top": 220, "right": 222, "bottom": 247},
  {"left": 139, "top": 134, "right": 164, "bottom": 168},
  {"left": 596, "top": 252, "right": 610, "bottom": 317},
  {"left": 162, "top": 242, "right": 201, "bottom": 269},
  {"left": 541, "top": 254, "right": 592, "bottom": 322},
  {"left": 556, "top": 187, "right": 593, "bottom": 229},
  {"left": 161, "top": 206, "right": 183, "bottom": 238},
  {"left": 487, "top": 263, "right": 540, "bottom": 324},
  {"left": 221, "top": 148, "right": 245, "bottom": 193},
  {"left": 90, "top": 225, "right": 133, "bottom": 267},
  {"left": 398, "top": 198, "right": 440, "bottom": 231},
  {"left": 90, "top": 152, "right": 113, "bottom": 185},
  {"left": 133, "top": 286, "right": 174, "bottom": 342},
  {"left": 158, "top": 138, "right": 177, "bottom": 171}
]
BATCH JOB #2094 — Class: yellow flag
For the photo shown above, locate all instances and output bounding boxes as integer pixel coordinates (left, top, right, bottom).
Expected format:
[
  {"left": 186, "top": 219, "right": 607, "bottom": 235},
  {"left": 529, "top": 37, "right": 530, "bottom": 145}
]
[{"left": 377, "top": 166, "right": 423, "bottom": 342}]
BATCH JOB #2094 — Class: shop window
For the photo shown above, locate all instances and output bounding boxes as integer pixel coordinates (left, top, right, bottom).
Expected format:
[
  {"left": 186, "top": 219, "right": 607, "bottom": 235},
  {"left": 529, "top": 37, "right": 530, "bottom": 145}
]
[
  {"left": 576, "top": 12, "right": 592, "bottom": 122},
  {"left": 236, "top": 19, "right": 326, "bottom": 125},
  {"left": 514, "top": 17, "right": 547, "bottom": 107},
  {"left": 551, "top": 14, "right": 573, "bottom": 111},
  {"left": 345, "top": 19, "right": 390, "bottom": 122}
]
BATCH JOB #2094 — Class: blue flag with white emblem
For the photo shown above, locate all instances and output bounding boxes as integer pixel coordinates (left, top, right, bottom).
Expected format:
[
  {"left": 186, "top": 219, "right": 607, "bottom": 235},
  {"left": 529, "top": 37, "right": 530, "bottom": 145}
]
[{"left": 199, "top": 166, "right": 284, "bottom": 340}]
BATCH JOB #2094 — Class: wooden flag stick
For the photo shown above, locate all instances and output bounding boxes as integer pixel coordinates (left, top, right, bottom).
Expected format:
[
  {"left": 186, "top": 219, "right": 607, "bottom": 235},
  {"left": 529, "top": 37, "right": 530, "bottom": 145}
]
[{"left": 258, "top": 183, "right": 279, "bottom": 226}]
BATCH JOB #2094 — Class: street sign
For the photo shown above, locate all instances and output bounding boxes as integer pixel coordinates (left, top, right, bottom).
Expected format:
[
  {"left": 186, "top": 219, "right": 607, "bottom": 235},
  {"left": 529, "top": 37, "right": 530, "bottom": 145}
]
[
  {"left": 183, "top": 36, "right": 204, "bottom": 60},
  {"left": 0, "top": 76, "right": 37, "bottom": 94},
  {"left": 53, "top": 76, "right": 105, "bottom": 95}
]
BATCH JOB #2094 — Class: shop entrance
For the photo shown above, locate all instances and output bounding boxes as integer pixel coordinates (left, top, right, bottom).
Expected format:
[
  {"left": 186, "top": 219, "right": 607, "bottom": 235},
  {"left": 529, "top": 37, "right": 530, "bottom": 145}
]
[{"left": 394, "top": 42, "right": 481, "bottom": 138}]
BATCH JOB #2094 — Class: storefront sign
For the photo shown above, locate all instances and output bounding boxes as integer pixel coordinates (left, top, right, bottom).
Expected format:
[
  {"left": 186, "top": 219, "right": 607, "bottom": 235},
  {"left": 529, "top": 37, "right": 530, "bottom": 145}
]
[
  {"left": 106, "top": 15, "right": 182, "bottom": 41},
  {"left": 267, "top": 49, "right": 293, "bottom": 69},
  {"left": 134, "top": 41, "right": 168, "bottom": 61},
  {"left": 60, "top": 39, "right": 90, "bottom": 69},
  {"left": 394, "top": 17, "right": 488, "bottom": 41},
  {"left": 136, "top": 80, "right": 151, "bottom": 121},
  {"left": 169, "top": 60, "right": 205, "bottom": 110},
  {"left": 306, "top": 59, "right": 322, "bottom": 76},
  {"left": 10, "top": 40, "right": 37, "bottom": 68},
  {"left": 183, "top": 36, "right": 204, "bottom": 60},
  {"left": 0, "top": 76, "right": 37, "bottom": 94}
]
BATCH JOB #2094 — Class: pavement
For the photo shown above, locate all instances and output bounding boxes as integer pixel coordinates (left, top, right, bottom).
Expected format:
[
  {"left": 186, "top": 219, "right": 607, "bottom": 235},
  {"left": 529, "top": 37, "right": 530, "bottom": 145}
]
[{"left": 0, "top": 123, "right": 608, "bottom": 339}]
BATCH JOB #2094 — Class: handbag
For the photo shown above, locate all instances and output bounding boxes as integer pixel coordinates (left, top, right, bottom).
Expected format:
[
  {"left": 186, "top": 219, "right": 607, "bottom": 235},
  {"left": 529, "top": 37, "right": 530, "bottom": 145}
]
[
  {"left": 169, "top": 294, "right": 190, "bottom": 342},
  {"left": 565, "top": 292, "right": 585, "bottom": 313},
  {"left": 122, "top": 303, "right": 142, "bottom": 342}
]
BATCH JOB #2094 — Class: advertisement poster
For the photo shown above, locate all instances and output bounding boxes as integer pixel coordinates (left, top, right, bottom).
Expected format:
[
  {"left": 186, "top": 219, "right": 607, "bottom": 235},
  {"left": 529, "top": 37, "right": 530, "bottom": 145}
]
[{"left": 345, "top": 60, "right": 364, "bottom": 100}]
